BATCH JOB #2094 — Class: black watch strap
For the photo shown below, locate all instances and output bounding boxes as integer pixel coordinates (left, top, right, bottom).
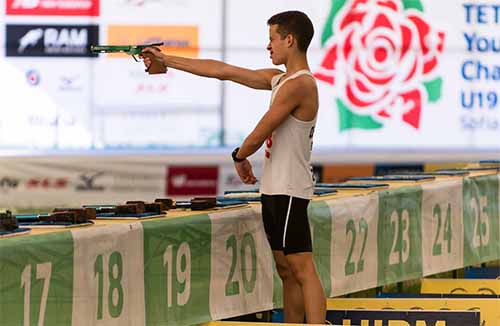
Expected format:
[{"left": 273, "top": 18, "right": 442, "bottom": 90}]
[{"left": 231, "top": 147, "right": 245, "bottom": 163}]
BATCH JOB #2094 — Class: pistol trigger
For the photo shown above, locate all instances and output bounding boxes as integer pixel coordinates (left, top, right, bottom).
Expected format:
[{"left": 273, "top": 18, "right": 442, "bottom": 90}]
[{"left": 132, "top": 54, "right": 140, "bottom": 62}]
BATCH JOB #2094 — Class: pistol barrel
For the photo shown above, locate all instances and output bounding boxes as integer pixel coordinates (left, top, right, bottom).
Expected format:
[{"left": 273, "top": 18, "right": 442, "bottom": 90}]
[{"left": 90, "top": 42, "right": 164, "bottom": 54}]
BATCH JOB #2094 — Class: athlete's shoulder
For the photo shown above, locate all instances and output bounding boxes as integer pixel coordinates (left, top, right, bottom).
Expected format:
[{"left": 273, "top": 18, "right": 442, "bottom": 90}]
[{"left": 286, "top": 72, "right": 317, "bottom": 95}]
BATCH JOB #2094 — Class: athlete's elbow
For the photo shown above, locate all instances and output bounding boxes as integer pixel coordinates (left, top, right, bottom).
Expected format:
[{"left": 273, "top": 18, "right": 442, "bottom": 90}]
[{"left": 215, "top": 62, "right": 230, "bottom": 80}]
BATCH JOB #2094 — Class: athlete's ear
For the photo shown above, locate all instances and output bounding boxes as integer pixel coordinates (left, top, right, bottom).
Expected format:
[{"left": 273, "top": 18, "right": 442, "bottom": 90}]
[{"left": 285, "top": 33, "right": 294, "bottom": 48}]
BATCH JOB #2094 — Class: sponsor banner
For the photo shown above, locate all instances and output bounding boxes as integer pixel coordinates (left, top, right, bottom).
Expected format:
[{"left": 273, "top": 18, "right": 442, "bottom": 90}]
[
  {"left": 421, "top": 278, "right": 500, "bottom": 295},
  {"left": 326, "top": 309, "right": 480, "bottom": 326},
  {"left": 166, "top": 166, "right": 218, "bottom": 197},
  {"left": 100, "top": 1, "right": 223, "bottom": 47},
  {"left": 327, "top": 298, "right": 495, "bottom": 326},
  {"left": 6, "top": 24, "right": 98, "bottom": 57},
  {"left": 208, "top": 208, "right": 273, "bottom": 320},
  {"left": 106, "top": 25, "right": 199, "bottom": 58},
  {"left": 72, "top": 165, "right": 164, "bottom": 203},
  {"left": 0, "top": 157, "right": 165, "bottom": 207},
  {"left": 421, "top": 180, "right": 464, "bottom": 276},
  {"left": 6, "top": 0, "right": 99, "bottom": 16},
  {"left": 0, "top": 156, "right": 301, "bottom": 207}
]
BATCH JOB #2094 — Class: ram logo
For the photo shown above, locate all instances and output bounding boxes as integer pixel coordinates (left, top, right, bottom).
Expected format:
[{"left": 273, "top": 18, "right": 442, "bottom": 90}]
[
  {"left": 7, "top": 24, "right": 98, "bottom": 57},
  {"left": 18, "top": 28, "right": 43, "bottom": 52},
  {"left": 45, "top": 28, "right": 87, "bottom": 48}
]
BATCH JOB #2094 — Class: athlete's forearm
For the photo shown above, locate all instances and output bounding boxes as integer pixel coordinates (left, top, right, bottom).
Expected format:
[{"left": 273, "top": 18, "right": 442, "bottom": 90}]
[
  {"left": 162, "top": 54, "right": 226, "bottom": 79},
  {"left": 237, "top": 134, "right": 265, "bottom": 159}
]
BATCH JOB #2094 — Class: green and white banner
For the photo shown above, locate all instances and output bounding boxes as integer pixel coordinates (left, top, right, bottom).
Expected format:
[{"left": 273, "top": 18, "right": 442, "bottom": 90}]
[
  {"left": 72, "top": 223, "right": 145, "bottom": 326},
  {"left": 208, "top": 208, "right": 273, "bottom": 321},
  {"left": 143, "top": 213, "right": 212, "bottom": 326},
  {"left": 1, "top": 174, "right": 500, "bottom": 325},
  {"left": 328, "top": 194, "right": 379, "bottom": 297},
  {"left": 421, "top": 179, "right": 464, "bottom": 276},
  {"left": 377, "top": 186, "right": 423, "bottom": 285},
  {"left": 0, "top": 232, "right": 74, "bottom": 326},
  {"left": 463, "top": 174, "right": 500, "bottom": 266}
]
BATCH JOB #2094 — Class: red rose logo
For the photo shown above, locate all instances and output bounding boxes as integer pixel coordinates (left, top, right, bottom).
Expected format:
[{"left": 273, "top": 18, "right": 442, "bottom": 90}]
[{"left": 316, "top": 0, "right": 445, "bottom": 130}]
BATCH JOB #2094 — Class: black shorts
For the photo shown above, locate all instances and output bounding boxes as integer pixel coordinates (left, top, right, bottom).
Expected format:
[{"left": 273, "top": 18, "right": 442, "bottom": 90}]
[{"left": 261, "top": 194, "right": 312, "bottom": 255}]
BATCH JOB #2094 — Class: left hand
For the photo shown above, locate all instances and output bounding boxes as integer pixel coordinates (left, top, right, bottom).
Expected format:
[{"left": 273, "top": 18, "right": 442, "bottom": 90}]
[{"left": 234, "top": 159, "right": 257, "bottom": 184}]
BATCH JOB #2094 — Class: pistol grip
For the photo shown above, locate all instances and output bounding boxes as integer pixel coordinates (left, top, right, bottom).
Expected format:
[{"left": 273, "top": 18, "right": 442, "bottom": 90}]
[{"left": 142, "top": 52, "right": 167, "bottom": 75}]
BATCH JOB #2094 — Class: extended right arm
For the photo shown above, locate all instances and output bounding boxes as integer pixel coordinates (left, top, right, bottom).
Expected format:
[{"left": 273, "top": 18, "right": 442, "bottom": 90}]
[{"left": 142, "top": 47, "right": 282, "bottom": 90}]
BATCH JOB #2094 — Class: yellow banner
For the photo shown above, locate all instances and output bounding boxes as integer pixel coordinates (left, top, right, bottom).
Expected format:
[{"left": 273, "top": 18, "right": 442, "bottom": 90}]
[
  {"left": 424, "top": 163, "right": 469, "bottom": 172},
  {"left": 421, "top": 278, "right": 500, "bottom": 295},
  {"left": 107, "top": 25, "right": 199, "bottom": 58},
  {"left": 328, "top": 298, "right": 500, "bottom": 326},
  {"left": 327, "top": 308, "right": 478, "bottom": 326}
]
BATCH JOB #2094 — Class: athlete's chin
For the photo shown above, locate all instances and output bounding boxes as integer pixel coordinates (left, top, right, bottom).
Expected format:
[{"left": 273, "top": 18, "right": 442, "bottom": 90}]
[{"left": 271, "top": 57, "right": 284, "bottom": 66}]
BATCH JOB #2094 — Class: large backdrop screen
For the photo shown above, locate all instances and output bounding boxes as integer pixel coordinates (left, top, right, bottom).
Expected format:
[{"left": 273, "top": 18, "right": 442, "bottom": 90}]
[{"left": 0, "top": 0, "right": 497, "bottom": 153}]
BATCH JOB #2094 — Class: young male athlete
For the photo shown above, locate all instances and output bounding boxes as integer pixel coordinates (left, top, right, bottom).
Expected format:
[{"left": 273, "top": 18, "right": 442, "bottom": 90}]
[{"left": 141, "top": 11, "right": 326, "bottom": 324}]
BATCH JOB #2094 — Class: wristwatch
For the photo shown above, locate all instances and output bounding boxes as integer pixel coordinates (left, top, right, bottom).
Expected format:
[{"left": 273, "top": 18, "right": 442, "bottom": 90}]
[{"left": 231, "top": 147, "right": 245, "bottom": 163}]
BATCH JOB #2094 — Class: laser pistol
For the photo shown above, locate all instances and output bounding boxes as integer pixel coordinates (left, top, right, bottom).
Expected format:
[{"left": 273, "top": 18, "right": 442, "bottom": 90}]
[{"left": 90, "top": 42, "right": 167, "bottom": 74}]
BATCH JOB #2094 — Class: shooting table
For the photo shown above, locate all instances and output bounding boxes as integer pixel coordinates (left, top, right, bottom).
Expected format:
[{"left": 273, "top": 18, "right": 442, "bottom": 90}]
[{"left": 0, "top": 170, "right": 498, "bottom": 325}]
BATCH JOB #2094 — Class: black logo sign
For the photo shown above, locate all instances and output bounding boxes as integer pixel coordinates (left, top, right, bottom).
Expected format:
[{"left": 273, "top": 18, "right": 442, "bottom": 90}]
[
  {"left": 326, "top": 309, "right": 480, "bottom": 326},
  {"left": 0, "top": 177, "right": 20, "bottom": 191},
  {"left": 76, "top": 172, "right": 105, "bottom": 191},
  {"left": 6, "top": 24, "right": 98, "bottom": 57}
]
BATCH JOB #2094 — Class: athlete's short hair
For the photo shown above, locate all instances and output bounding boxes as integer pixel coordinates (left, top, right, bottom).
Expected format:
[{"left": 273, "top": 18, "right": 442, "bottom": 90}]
[{"left": 267, "top": 11, "right": 314, "bottom": 52}]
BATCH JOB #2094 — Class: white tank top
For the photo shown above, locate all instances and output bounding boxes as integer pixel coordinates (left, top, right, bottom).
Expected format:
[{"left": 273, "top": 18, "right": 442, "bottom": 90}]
[{"left": 259, "top": 69, "right": 317, "bottom": 199}]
